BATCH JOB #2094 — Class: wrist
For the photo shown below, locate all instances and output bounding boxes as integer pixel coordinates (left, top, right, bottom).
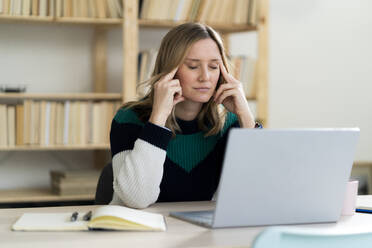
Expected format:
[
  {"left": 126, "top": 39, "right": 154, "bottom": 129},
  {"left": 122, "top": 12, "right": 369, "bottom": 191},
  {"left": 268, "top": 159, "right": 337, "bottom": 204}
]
[
  {"left": 149, "top": 112, "right": 167, "bottom": 127},
  {"left": 237, "top": 111, "right": 255, "bottom": 128}
]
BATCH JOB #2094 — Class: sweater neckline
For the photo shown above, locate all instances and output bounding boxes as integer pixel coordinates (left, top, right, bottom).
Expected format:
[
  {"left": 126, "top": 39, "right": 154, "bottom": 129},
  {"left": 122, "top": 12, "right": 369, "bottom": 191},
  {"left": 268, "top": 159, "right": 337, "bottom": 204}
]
[{"left": 176, "top": 118, "right": 200, "bottom": 135}]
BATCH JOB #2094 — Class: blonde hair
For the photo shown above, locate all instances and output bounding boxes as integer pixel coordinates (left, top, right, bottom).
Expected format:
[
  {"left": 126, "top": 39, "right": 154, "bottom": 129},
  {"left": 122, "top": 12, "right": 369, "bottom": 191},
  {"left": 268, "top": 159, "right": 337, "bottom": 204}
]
[{"left": 124, "top": 22, "right": 230, "bottom": 137}]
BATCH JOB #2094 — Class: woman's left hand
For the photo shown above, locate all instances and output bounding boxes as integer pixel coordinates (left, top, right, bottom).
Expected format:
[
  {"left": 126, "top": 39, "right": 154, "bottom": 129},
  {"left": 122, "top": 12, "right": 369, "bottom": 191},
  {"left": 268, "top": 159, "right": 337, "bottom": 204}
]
[{"left": 214, "top": 62, "right": 256, "bottom": 128}]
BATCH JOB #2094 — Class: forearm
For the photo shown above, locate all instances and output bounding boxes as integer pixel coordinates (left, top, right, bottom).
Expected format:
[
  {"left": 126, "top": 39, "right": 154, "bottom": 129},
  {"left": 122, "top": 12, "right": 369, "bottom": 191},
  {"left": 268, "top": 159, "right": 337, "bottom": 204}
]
[
  {"left": 111, "top": 122, "right": 172, "bottom": 208},
  {"left": 237, "top": 110, "right": 256, "bottom": 128},
  {"left": 112, "top": 139, "right": 166, "bottom": 209}
]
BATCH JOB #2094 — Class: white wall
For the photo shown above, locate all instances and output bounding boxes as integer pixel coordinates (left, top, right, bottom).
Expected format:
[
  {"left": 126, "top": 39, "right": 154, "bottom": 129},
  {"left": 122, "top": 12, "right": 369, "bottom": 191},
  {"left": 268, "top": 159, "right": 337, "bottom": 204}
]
[
  {"left": 267, "top": 0, "right": 372, "bottom": 161},
  {"left": 0, "top": 0, "right": 371, "bottom": 189}
]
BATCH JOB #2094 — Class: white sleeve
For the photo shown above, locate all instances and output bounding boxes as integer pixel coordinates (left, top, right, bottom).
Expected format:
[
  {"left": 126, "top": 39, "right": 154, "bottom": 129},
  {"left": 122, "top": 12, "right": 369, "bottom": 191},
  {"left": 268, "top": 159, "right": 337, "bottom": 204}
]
[{"left": 110, "top": 138, "right": 167, "bottom": 209}]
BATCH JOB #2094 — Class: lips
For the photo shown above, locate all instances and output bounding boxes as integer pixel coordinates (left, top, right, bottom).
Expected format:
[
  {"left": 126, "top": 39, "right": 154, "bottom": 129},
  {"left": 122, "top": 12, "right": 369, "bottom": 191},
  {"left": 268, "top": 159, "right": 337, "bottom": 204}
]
[{"left": 194, "top": 87, "right": 210, "bottom": 92}]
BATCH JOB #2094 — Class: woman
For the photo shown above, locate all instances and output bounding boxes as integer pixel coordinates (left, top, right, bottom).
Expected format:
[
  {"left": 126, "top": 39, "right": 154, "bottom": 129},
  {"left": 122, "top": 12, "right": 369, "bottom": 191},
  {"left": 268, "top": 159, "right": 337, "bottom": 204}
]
[{"left": 109, "top": 22, "right": 261, "bottom": 209}]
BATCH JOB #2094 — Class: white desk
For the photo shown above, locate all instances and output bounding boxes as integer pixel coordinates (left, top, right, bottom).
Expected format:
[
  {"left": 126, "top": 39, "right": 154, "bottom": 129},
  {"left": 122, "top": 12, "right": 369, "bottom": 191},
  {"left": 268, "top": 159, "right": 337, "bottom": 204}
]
[{"left": 2, "top": 196, "right": 372, "bottom": 248}]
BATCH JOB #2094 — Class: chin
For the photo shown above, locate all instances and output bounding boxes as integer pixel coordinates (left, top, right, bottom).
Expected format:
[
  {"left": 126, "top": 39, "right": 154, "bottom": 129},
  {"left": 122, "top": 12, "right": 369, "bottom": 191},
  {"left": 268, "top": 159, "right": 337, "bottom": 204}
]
[{"left": 187, "top": 95, "right": 212, "bottom": 103}]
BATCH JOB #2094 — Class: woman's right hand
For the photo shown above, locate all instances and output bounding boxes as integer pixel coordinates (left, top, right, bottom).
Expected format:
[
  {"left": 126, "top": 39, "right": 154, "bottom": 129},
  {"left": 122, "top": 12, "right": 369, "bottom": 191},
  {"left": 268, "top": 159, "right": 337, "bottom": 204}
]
[{"left": 149, "top": 67, "right": 184, "bottom": 126}]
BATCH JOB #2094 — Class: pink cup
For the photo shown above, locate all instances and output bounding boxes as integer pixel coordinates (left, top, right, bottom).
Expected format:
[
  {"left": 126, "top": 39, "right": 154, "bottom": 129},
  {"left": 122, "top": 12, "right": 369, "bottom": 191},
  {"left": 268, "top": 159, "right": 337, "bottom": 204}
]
[{"left": 341, "top": 180, "right": 359, "bottom": 216}]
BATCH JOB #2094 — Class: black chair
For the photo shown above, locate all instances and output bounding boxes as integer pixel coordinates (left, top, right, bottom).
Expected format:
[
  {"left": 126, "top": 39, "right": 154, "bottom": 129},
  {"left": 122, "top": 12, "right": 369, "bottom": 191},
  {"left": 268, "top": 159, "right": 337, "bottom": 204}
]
[{"left": 95, "top": 162, "right": 114, "bottom": 205}]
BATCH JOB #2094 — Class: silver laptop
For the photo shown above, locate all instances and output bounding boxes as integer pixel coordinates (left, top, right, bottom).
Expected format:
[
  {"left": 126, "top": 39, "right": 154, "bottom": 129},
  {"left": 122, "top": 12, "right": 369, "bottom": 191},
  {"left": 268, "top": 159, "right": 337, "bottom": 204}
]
[{"left": 170, "top": 128, "right": 360, "bottom": 228}]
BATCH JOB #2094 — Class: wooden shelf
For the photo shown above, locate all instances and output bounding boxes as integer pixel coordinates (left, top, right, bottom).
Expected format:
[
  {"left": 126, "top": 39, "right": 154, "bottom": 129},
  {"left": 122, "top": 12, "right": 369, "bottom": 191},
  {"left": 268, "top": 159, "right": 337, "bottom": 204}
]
[
  {"left": 0, "top": 188, "right": 94, "bottom": 203},
  {"left": 0, "top": 144, "right": 110, "bottom": 151},
  {"left": 0, "top": 93, "right": 122, "bottom": 100},
  {"left": 55, "top": 17, "right": 122, "bottom": 25},
  {"left": 354, "top": 161, "right": 372, "bottom": 167},
  {"left": 0, "top": 15, "right": 53, "bottom": 23},
  {"left": 0, "top": 15, "right": 257, "bottom": 33},
  {"left": 139, "top": 19, "right": 257, "bottom": 33}
]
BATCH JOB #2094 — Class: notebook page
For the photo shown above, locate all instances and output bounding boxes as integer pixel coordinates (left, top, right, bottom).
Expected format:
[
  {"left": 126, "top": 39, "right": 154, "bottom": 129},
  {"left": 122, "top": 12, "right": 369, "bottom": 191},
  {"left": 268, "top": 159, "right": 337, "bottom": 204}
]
[
  {"left": 12, "top": 213, "right": 88, "bottom": 231},
  {"left": 91, "top": 205, "right": 166, "bottom": 231}
]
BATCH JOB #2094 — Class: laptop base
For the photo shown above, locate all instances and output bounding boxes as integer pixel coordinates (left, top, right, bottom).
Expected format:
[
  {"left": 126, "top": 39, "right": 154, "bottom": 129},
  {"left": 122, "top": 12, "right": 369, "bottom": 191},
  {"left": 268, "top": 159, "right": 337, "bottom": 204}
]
[{"left": 170, "top": 210, "right": 214, "bottom": 228}]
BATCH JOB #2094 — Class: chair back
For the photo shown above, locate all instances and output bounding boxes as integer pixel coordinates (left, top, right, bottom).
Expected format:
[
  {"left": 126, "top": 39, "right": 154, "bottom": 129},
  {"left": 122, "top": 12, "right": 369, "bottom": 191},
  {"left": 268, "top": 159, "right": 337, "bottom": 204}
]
[{"left": 95, "top": 162, "right": 114, "bottom": 204}]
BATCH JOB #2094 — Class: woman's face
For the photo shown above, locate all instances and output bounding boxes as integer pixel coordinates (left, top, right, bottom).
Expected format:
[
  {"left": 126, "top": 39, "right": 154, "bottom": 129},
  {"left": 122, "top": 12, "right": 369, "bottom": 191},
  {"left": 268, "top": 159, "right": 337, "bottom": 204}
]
[{"left": 175, "top": 38, "right": 222, "bottom": 103}]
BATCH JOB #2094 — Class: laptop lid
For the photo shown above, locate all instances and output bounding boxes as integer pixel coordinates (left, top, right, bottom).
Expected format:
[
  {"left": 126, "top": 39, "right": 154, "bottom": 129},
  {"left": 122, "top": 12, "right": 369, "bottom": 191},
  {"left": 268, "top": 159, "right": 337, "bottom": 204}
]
[{"left": 212, "top": 128, "right": 360, "bottom": 228}]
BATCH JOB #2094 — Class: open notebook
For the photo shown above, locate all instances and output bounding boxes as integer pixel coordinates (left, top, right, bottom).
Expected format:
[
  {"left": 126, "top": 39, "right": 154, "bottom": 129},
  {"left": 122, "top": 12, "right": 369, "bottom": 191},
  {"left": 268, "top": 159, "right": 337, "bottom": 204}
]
[
  {"left": 356, "top": 195, "right": 372, "bottom": 213},
  {"left": 12, "top": 205, "right": 166, "bottom": 231}
]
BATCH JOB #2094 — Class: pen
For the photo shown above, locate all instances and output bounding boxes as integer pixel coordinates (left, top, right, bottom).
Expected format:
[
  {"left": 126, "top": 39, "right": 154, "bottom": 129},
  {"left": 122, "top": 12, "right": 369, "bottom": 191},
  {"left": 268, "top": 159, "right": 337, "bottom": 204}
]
[
  {"left": 70, "top": 211, "right": 78, "bottom": 222},
  {"left": 356, "top": 208, "right": 372, "bottom": 214},
  {"left": 83, "top": 211, "right": 92, "bottom": 221}
]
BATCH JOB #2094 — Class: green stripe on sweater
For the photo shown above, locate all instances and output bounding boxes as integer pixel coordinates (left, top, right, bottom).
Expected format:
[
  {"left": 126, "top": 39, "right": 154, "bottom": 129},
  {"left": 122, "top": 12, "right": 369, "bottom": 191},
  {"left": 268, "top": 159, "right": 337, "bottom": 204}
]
[
  {"left": 167, "top": 112, "right": 238, "bottom": 173},
  {"left": 114, "top": 107, "right": 238, "bottom": 173}
]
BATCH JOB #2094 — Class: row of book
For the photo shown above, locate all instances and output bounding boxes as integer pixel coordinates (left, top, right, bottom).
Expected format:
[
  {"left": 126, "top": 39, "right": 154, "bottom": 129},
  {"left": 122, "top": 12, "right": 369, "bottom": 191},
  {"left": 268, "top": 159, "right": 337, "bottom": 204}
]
[
  {"left": 230, "top": 55, "right": 257, "bottom": 99},
  {"left": 137, "top": 49, "right": 257, "bottom": 99},
  {"left": 137, "top": 49, "right": 157, "bottom": 97},
  {"left": 139, "top": 0, "right": 258, "bottom": 25},
  {"left": 0, "top": 0, "right": 123, "bottom": 18},
  {"left": 0, "top": 0, "right": 257, "bottom": 25},
  {"left": 0, "top": 100, "right": 121, "bottom": 148},
  {"left": 50, "top": 169, "right": 100, "bottom": 196}
]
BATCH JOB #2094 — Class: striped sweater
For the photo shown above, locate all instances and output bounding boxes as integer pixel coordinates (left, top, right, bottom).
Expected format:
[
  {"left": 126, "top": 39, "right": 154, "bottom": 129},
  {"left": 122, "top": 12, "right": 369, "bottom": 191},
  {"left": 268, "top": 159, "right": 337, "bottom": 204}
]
[{"left": 109, "top": 107, "right": 240, "bottom": 208}]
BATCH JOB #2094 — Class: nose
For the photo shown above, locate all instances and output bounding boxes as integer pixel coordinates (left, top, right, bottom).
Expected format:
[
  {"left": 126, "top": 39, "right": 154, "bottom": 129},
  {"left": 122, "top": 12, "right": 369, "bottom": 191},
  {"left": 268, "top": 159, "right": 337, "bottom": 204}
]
[{"left": 199, "top": 66, "right": 210, "bottom": 82}]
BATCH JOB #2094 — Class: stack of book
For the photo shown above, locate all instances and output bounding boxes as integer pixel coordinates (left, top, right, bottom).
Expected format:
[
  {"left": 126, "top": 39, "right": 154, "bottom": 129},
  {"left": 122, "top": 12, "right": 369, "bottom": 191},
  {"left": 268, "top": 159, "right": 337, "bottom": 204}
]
[{"left": 50, "top": 169, "right": 101, "bottom": 196}]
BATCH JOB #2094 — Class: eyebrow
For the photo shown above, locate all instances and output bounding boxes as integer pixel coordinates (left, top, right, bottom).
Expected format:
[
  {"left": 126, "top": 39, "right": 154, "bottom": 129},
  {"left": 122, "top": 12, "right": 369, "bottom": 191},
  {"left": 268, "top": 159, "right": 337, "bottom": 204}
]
[{"left": 185, "top": 58, "right": 220, "bottom": 62}]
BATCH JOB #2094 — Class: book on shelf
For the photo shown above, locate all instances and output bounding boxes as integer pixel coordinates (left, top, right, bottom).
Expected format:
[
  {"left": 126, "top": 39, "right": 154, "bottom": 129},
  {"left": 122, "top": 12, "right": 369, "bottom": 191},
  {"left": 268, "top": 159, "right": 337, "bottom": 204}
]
[
  {"left": 0, "top": 0, "right": 256, "bottom": 24},
  {"left": 95, "top": 0, "right": 107, "bottom": 18},
  {"left": 38, "top": 0, "right": 48, "bottom": 17},
  {"left": 88, "top": 0, "right": 97, "bottom": 18},
  {"left": 15, "top": 104, "right": 24, "bottom": 146},
  {"left": 230, "top": 55, "right": 257, "bottom": 99},
  {"left": 50, "top": 169, "right": 100, "bottom": 196},
  {"left": 32, "top": 0, "right": 39, "bottom": 16},
  {"left": 0, "top": 0, "right": 123, "bottom": 19},
  {"left": 63, "top": 0, "right": 72, "bottom": 17},
  {"left": 248, "top": 0, "right": 258, "bottom": 25},
  {"left": 22, "top": 0, "right": 31, "bottom": 16},
  {"left": 0, "top": 99, "right": 120, "bottom": 148},
  {"left": 137, "top": 49, "right": 157, "bottom": 97},
  {"left": 7, "top": 105, "right": 16, "bottom": 146},
  {"left": 0, "top": 104, "right": 7, "bottom": 147},
  {"left": 139, "top": 0, "right": 256, "bottom": 25},
  {"left": 63, "top": 100, "right": 70, "bottom": 145},
  {"left": 0, "top": 104, "right": 16, "bottom": 147},
  {"left": 50, "top": 169, "right": 101, "bottom": 180},
  {"left": 2, "top": 0, "right": 9, "bottom": 15},
  {"left": 48, "top": 101, "right": 57, "bottom": 145},
  {"left": 39, "top": 101, "right": 47, "bottom": 146},
  {"left": 30, "top": 101, "right": 40, "bottom": 145},
  {"left": 23, "top": 100, "right": 32, "bottom": 145},
  {"left": 55, "top": 101, "right": 64, "bottom": 144},
  {"left": 12, "top": 205, "right": 167, "bottom": 231}
]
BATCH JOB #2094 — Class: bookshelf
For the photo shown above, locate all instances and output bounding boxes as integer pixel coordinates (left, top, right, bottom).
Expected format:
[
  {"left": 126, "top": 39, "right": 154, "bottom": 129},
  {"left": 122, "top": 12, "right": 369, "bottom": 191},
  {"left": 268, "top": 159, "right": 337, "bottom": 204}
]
[{"left": 0, "top": 0, "right": 268, "bottom": 204}]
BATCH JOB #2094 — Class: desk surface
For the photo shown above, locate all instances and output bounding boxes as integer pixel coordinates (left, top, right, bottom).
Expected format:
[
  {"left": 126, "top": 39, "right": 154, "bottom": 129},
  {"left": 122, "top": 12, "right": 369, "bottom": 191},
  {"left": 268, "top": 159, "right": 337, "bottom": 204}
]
[{"left": 2, "top": 197, "right": 372, "bottom": 248}]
